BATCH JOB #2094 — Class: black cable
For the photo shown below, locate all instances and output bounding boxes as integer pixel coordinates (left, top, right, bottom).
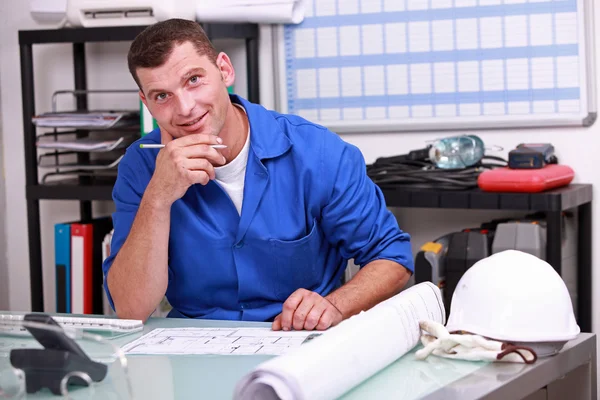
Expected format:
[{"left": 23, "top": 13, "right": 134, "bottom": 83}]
[{"left": 367, "top": 155, "right": 507, "bottom": 191}]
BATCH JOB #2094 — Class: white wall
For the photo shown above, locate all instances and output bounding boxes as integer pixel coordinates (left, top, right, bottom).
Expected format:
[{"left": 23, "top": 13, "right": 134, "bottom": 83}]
[{"left": 1, "top": 0, "right": 598, "bottom": 367}]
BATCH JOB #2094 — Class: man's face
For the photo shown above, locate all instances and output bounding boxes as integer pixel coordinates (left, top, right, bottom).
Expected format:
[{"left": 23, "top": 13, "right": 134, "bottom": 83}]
[{"left": 137, "top": 41, "right": 235, "bottom": 140}]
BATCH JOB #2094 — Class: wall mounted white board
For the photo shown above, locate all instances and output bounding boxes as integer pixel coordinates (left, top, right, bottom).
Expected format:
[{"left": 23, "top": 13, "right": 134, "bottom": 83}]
[{"left": 274, "top": 0, "right": 597, "bottom": 133}]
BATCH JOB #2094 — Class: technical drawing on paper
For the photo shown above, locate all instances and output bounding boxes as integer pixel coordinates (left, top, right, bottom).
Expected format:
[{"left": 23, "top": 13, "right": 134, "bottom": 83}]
[{"left": 121, "top": 328, "right": 319, "bottom": 356}]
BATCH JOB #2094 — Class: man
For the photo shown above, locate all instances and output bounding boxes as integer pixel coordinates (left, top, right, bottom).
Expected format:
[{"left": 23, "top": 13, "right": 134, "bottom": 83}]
[{"left": 103, "top": 19, "right": 413, "bottom": 331}]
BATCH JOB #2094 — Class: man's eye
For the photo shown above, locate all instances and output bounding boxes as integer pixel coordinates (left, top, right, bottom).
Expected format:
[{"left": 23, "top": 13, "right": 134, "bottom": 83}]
[
  {"left": 156, "top": 93, "right": 167, "bottom": 101},
  {"left": 190, "top": 76, "right": 199, "bottom": 84}
]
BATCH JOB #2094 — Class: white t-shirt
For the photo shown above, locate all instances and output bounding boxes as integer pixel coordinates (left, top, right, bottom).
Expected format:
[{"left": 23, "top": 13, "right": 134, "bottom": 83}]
[{"left": 214, "top": 104, "right": 250, "bottom": 215}]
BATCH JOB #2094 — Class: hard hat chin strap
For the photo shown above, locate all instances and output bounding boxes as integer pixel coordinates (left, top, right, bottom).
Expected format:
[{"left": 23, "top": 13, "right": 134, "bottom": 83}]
[
  {"left": 496, "top": 343, "right": 538, "bottom": 364},
  {"left": 415, "top": 320, "right": 537, "bottom": 364}
]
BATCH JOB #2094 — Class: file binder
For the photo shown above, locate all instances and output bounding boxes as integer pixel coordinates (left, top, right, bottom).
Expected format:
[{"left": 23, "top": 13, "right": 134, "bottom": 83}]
[
  {"left": 70, "top": 216, "right": 113, "bottom": 314},
  {"left": 54, "top": 223, "right": 72, "bottom": 313}
]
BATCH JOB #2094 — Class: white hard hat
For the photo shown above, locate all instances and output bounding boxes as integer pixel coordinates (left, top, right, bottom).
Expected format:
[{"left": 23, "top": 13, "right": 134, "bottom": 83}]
[{"left": 445, "top": 250, "right": 580, "bottom": 348}]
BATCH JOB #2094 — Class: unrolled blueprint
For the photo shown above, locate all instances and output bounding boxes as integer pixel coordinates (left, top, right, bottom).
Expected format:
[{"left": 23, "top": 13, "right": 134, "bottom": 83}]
[
  {"left": 234, "top": 282, "right": 446, "bottom": 400},
  {"left": 121, "top": 328, "right": 318, "bottom": 356}
]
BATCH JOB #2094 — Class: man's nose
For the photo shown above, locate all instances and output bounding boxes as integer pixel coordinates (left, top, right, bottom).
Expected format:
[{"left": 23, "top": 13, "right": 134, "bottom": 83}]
[{"left": 176, "top": 91, "right": 195, "bottom": 116}]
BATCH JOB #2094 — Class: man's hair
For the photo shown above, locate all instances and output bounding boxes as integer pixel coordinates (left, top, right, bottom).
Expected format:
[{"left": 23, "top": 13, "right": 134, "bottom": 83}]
[{"left": 127, "top": 19, "right": 219, "bottom": 90}]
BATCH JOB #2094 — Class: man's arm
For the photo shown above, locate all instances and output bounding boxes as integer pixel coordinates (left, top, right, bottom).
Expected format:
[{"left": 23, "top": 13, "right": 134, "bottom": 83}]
[
  {"left": 325, "top": 259, "right": 410, "bottom": 320},
  {"left": 272, "top": 132, "right": 413, "bottom": 331},
  {"left": 106, "top": 193, "right": 171, "bottom": 321},
  {"left": 272, "top": 260, "right": 410, "bottom": 331},
  {"left": 106, "top": 132, "right": 225, "bottom": 322}
]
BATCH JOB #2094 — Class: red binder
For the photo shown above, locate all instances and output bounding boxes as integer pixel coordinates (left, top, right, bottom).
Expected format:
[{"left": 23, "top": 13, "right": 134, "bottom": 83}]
[
  {"left": 71, "top": 223, "right": 93, "bottom": 314},
  {"left": 70, "top": 216, "right": 113, "bottom": 315}
]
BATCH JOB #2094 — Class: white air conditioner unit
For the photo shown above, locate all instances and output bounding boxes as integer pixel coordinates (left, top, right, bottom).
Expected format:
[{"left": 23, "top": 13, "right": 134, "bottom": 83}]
[
  {"left": 65, "top": 0, "right": 196, "bottom": 27},
  {"left": 30, "top": 0, "right": 68, "bottom": 25}
]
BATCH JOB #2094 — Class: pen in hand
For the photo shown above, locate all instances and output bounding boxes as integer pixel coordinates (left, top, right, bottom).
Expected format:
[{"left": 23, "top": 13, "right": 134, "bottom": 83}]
[{"left": 139, "top": 144, "right": 228, "bottom": 149}]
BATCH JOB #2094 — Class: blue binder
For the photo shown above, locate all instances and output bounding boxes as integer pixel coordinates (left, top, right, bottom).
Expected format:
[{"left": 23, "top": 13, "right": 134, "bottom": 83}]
[{"left": 55, "top": 222, "right": 71, "bottom": 313}]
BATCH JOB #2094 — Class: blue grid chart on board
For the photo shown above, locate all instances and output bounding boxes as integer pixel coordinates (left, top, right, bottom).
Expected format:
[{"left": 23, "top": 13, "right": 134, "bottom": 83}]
[{"left": 282, "top": 0, "right": 582, "bottom": 125}]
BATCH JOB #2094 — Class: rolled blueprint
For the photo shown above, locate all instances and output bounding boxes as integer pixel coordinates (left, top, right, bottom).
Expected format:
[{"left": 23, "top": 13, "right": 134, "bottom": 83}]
[
  {"left": 233, "top": 282, "right": 446, "bottom": 400},
  {"left": 196, "top": 0, "right": 306, "bottom": 24}
]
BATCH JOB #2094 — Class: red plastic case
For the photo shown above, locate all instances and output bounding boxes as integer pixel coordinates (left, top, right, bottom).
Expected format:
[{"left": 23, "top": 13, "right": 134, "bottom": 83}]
[{"left": 477, "top": 164, "right": 574, "bottom": 193}]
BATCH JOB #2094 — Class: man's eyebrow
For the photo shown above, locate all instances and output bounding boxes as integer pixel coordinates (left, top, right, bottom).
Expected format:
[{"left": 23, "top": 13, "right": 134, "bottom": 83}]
[
  {"left": 181, "top": 67, "right": 207, "bottom": 84},
  {"left": 146, "top": 67, "right": 207, "bottom": 99},
  {"left": 146, "top": 88, "right": 164, "bottom": 99}
]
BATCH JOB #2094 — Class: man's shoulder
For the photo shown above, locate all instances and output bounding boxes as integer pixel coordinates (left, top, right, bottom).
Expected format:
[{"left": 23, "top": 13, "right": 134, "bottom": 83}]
[
  {"left": 267, "top": 110, "right": 349, "bottom": 152},
  {"left": 239, "top": 96, "right": 359, "bottom": 161},
  {"left": 238, "top": 95, "right": 344, "bottom": 148},
  {"left": 270, "top": 110, "right": 328, "bottom": 134}
]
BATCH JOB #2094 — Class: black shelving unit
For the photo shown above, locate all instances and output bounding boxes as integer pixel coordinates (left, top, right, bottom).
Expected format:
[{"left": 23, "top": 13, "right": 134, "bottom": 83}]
[
  {"left": 19, "top": 23, "right": 260, "bottom": 313},
  {"left": 380, "top": 183, "right": 593, "bottom": 333}
]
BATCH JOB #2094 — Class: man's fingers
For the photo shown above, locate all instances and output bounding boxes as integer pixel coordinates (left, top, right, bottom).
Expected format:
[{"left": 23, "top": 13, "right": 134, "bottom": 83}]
[
  {"left": 187, "top": 171, "right": 210, "bottom": 186},
  {"left": 280, "top": 290, "right": 306, "bottom": 331},
  {"left": 174, "top": 133, "right": 222, "bottom": 147},
  {"left": 292, "top": 297, "right": 315, "bottom": 331},
  {"left": 181, "top": 145, "right": 226, "bottom": 166},
  {"left": 304, "top": 301, "right": 328, "bottom": 330},
  {"left": 316, "top": 307, "right": 338, "bottom": 331},
  {"left": 184, "top": 158, "right": 216, "bottom": 180},
  {"left": 272, "top": 314, "right": 282, "bottom": 331}
]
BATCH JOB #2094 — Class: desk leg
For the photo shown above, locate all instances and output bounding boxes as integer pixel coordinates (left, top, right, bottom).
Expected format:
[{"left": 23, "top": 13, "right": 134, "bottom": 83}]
[
  {"left": 546, "top": 211, "right": 563, "bottom": 275},
  {"left": 578, "top": 202, "right": 592, "bottom": 333},
  {"left": 593, "top": 335, "right": 597, "bottom": 400}
]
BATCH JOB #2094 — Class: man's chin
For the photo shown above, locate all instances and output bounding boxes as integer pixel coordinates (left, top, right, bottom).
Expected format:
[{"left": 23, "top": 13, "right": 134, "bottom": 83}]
[{"left": 176, "top": 127, "right": 208, "bottom": 137}]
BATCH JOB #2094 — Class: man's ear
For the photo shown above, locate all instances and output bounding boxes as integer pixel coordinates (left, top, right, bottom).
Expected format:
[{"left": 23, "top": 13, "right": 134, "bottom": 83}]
[
  {"left": 216, "top": 52, "right": 235, "bottom": 88},
  {"left": 139, "top": 90, "right": 148, "bottom": 107}
]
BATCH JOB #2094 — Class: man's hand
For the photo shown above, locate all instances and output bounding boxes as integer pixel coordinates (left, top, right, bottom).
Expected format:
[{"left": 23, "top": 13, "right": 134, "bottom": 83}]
[
  {"left": 272, "top": 289, "right": 343, "bottom": 331},
  {"left": 145, "top": 128, "right": 226, "bottom": 208}
]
